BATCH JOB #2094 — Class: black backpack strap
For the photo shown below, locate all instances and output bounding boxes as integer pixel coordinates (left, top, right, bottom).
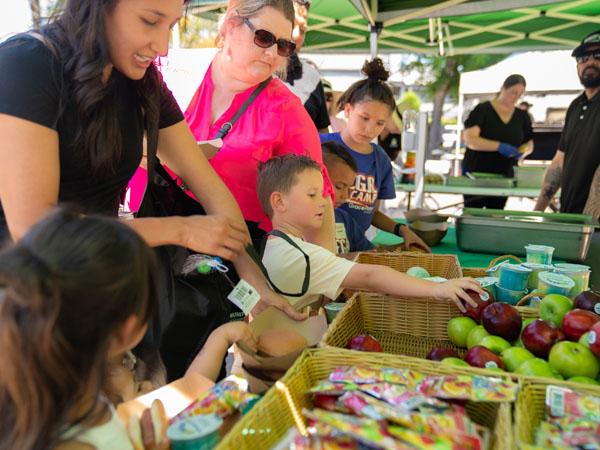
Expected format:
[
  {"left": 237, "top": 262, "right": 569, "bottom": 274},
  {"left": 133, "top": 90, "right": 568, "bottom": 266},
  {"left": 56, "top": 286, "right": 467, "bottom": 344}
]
[
  {"left": 213, "top": 77, "right": 272, "bottom": 140},
  {"left": 245, "top": 230, "right": 310, "bottom": 297}
]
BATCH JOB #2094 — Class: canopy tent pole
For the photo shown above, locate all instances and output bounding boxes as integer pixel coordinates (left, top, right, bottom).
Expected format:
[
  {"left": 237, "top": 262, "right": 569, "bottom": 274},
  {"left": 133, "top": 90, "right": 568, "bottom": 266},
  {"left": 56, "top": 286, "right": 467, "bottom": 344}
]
[
  {"left": 454, "top": 92, "right": 464, "bottom": 176},
  {"left": 414, "top": 112, "right": 428, "bottom": 208},
  {"left": 370, "top": 23, "right": 378, "bottom": 58}
]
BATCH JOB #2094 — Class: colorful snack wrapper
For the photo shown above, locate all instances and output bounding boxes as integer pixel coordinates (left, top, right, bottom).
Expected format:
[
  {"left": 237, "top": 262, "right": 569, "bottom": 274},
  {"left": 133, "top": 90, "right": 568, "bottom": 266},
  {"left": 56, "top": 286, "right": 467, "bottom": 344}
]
[
  {"left": 302, "top": 408, "right": 413, "bottom": 450},
  {"left": 305, "top": 380, "right": 361, "bottom": 396},
  {"left": 416, "top": 375, "right": 517, "bottom": 402},
  {"left": 174, "top": 375, "right": 258, "bottom": 421},
  {"left": 329, "top": 366, "right": 422, "bottom": 387},
  {"left": 291, "top": 433, "right": 359, "bottom": 450},
  {"left": 313, "top": 394, "right": 353, "bottom": 414},
  {"left": 546, "top": 385, "right": 600, "bottom": 423}
]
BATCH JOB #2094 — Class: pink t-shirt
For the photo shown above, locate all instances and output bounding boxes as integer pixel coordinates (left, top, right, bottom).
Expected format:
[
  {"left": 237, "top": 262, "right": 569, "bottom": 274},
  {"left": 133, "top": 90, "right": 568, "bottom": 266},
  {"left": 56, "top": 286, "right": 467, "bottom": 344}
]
[{"left": 184, "top": 62, "right": 332, "bottom": 231}]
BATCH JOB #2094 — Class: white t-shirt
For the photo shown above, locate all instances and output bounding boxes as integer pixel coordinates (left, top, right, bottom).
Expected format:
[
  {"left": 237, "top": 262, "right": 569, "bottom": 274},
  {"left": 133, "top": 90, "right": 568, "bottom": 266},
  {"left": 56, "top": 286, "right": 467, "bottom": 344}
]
[{"left": 262, "top": 234, "right": 356, "bottom": 310}]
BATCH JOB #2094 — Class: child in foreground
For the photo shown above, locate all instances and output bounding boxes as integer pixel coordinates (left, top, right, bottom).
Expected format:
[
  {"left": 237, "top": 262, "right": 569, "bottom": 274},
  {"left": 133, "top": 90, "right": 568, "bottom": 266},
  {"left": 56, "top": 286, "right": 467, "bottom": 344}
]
[
  {"left": 257, "top": 154, "right": 483, "bottom": 313},
  {"left": 0, "top": 208, "right": 257, "bottom": 450}
]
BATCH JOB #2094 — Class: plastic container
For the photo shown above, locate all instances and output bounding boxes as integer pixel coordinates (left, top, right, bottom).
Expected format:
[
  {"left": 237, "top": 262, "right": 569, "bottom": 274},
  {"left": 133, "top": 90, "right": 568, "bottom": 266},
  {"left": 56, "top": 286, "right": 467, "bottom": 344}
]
[
  {"left": 167, "top": 414, "right": 222, "bottom": 450},
  {"left": 454, "top": 209, "right": 599, "bottom": 262},
  {"left": 537, "top": 271, "right": 575, "bottom": 296},
  {"left": 553, "top": 263, "right": 591, "bottom": 297},
  {"left": 324, "top": 302, "right": 345, "bottom": 324},
  {"left": 495, "top": 284, "right": 528, "bottom": 305},
  {"left": 521, "top": 263, "right": 553, "bottom": 290},
  {"left": 498, "top": 263, "right": 532, "bottom": 291},
  {"left": 525, "top": 244, "right": 555, "bottom": 265},
  {"left": 476, "top": 277, "right": 499, "bottom": 298}
]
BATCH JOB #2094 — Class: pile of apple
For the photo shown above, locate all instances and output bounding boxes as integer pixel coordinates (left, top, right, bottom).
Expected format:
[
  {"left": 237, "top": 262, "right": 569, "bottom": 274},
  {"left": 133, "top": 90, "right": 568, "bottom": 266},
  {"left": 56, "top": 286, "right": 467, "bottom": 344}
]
[{"left": 434, "top": 289, "right": 600, "bottom": 384}]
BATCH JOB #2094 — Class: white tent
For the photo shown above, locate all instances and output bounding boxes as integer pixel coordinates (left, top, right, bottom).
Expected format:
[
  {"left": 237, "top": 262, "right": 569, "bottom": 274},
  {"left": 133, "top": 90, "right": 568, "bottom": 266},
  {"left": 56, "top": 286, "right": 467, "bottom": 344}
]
[{"left": 459, "top": 51, "right": 582, "bottom": 97}]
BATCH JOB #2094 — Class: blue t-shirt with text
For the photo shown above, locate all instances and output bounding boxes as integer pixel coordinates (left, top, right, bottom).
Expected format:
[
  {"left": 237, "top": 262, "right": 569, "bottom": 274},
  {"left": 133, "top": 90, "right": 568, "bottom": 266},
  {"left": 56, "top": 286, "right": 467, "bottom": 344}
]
[
  {"left": 320, "top": 132, "right": 396, "bottom": 233},
  {"left": 335, "top": 209, "right": 375, "bottom": 254}
]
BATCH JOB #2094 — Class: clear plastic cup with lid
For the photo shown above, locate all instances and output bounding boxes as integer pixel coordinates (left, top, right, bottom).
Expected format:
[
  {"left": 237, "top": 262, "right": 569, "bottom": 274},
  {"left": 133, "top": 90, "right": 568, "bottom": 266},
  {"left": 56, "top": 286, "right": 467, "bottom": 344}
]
[
  {"left": 521, "top": 263, "right": 553, "bottom": 290},
  {"left": 553, "top": 263, "right": 591, "bottom": 297},
  {"left": 498, "top": 263, "right": 532, "bottom": 291},
  {"left": 167, "top": 414, "right": 222, "bottom": 450},
  {"left": 525, "top": 244, "right": 554, "bottom": 265},
  {"left": 537, "top": 271, "right": 575, "bottom": 297}
]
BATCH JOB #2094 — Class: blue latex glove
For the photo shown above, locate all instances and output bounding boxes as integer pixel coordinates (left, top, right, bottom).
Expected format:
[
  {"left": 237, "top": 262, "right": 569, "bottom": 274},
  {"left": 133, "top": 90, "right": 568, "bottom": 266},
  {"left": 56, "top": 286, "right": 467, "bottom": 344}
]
[{"left": 497, "top": 142, "right": 518, "bottom": 158}]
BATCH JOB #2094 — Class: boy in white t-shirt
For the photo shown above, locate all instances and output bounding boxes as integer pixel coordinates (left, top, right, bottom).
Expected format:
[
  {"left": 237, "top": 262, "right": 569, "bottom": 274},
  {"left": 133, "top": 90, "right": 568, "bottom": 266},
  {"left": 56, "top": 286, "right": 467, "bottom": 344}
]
[{"left": 257, "top": 154, "right": 483, "bottom": 312}]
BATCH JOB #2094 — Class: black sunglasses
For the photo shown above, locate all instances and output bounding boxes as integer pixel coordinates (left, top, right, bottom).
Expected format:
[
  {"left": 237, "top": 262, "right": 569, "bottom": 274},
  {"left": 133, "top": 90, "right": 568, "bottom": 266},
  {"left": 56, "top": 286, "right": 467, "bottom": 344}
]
[
  {"left": 242, "top": 17, "right": 296, "bottom": 57},
  {"left": 576, "top": 49, "right": 600, "bottom": 64}
]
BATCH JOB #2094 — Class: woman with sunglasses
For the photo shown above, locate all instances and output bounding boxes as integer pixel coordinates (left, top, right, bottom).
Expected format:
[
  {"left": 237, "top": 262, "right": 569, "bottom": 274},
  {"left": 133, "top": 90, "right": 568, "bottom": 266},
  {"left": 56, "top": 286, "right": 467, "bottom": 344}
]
[{"left": 184, "top": 0, "right": 335, "bottom": 251}]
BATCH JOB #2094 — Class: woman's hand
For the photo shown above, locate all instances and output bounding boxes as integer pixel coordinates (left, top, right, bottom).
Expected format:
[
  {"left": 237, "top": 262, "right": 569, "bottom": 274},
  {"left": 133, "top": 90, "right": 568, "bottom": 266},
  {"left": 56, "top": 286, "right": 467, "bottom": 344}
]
[
  {"left": 433, "top": 277, "right": 484, "bottom": 313},
  {"left": 179, "top": 215, "right": 249, "bottom": 261},
  {"left": 398, "top": 226, "right": 431, "bottom": 253}
]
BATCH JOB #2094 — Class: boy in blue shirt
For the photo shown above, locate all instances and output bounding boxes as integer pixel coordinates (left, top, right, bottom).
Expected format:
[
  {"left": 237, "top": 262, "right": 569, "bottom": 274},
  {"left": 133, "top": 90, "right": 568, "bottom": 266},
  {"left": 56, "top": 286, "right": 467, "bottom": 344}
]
[{"left": 322, "top": 140, "right": 375, "bottom": 254}]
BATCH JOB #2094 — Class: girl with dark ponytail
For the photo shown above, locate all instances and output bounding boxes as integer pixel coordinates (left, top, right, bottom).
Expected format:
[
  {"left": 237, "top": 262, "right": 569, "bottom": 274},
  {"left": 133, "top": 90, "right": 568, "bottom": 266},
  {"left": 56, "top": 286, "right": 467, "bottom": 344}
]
[
  {"left": 320, "top": 58, "right": 430, "bottom": 252},
  {"left": 0, "top": 208, "right": 158, "bottom": 449}
]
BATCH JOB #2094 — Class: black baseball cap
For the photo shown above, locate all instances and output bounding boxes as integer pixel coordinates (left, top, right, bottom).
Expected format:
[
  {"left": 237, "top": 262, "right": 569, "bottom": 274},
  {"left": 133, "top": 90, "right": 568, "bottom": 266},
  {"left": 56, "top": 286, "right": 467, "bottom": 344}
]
[{"left": 572, "top": 30, "right": 600, "bottom": 57}]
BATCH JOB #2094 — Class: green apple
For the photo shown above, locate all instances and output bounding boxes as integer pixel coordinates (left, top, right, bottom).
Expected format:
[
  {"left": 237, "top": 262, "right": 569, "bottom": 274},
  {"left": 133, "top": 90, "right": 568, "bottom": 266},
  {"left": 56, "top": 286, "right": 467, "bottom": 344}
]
[
  {"left": 549, "top": 341, "right": 600, "bottom": 379},
  {"left": 447, "top": 317, "right": 478, "bottom": 347},
  {"left": 479, "top": 336, "right": 511, "bottom": 354},
  {"left": 568, "top": 376, "right": 600, "bottom": 385},
  {"left": 514, "top": 358, "right": 562, "bottom": 379},
  {"left": 579, "top": 332, "right": 591, "bottom": 349},
  {"left": 500, "top": 347, "right": 535, "bottom": 372},
  {"left": 466, "top": 325, "right": 490, "bottom": 349},
  {"left": 539, "top": 294, "right": 572, "bottom": 327},
  {"left": 441, "top": 357, "right": 469, "bottom": 366},
  {"left": 516, "top": 318, "right": 536, "bottom": 347},
  {"left": 406, "top": 266, "right": 430, "bottom": 278}
]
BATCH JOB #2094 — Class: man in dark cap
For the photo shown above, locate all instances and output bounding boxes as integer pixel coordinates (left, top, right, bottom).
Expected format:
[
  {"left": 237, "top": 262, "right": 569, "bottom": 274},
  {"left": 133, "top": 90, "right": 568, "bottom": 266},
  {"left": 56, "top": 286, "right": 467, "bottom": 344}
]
[
  {"left": 535, "top": 30, "right": 600, "bottom": 287},
  {"left": 535, "top": 30, "right": 600, "bottom": 214}
]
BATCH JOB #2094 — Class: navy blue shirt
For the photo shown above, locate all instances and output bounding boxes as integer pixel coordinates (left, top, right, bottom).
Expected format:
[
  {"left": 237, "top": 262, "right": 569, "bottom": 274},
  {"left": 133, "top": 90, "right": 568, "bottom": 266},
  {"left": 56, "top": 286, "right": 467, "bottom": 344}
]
[
  {"left": 320, "top": 132, "right": 396, "bottom": 233},
  {"left": 335, "top": 209, "right": 375, "bottom": 254}
]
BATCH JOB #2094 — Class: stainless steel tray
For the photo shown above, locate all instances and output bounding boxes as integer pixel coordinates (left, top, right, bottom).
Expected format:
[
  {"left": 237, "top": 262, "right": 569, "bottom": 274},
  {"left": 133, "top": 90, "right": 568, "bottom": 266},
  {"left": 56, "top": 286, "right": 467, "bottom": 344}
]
[{"left": 454, "top": 209, "right": 599, "bottom": 262}]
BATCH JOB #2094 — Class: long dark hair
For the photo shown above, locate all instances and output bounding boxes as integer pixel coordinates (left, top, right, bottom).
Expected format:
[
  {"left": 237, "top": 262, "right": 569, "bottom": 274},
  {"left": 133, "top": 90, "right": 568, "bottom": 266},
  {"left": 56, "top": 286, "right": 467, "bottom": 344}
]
[
  {"left": 336, "top": 58, "right": 396, "bottom": 114},
  {"left": 37, "top": 0, "right": 189, "bottom": 179},
  {"left": 0, "top": 207, "right": 158, "bottom": 450}
]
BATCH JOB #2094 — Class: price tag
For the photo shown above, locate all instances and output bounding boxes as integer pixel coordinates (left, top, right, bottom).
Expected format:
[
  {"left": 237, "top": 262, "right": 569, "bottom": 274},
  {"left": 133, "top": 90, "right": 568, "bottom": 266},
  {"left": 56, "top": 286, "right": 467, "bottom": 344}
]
[{"left": 227, "top": 279, "right": 261, "bottom": 315}]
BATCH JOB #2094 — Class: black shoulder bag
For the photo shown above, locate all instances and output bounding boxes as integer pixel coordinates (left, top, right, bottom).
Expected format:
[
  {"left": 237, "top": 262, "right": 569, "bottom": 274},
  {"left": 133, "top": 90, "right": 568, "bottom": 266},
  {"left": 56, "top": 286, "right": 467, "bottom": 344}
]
[{"left": 136, "top": 78, "right": 271, "bottom": 381}]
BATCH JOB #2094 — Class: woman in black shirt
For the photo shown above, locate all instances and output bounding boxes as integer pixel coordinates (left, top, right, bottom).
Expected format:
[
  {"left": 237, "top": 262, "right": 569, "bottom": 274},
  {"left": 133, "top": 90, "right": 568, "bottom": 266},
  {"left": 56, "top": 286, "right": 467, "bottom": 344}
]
[{"left": 462, "top": 74, "right": 534, "bottom": 209}]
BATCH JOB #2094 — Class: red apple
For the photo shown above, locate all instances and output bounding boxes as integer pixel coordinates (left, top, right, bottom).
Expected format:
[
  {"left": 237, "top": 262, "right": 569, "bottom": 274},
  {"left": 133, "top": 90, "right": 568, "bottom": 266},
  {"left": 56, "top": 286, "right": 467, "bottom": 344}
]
[
  {"left": 521, "top": 319, "right": 566, "bottom": 359},
  {"left": 481, "top": 302, "right": 522, "bottom": 342},
  {"left": 347, "top": 334, "right": 383, "bottom": 352},
  {"left": 561, "top": 309, "right": 600, "bottom": 341},
  {"left": 462, "top": 288, "right": 494, "bottom": 323},
  {"left": 574, "top": 289, "right": 600, "bottom": 315},
  {"left": 588, "top": 321, "right": 600, "bottom": 358},
  {"left": 464, "top": 345, "right": 506, "bottom": 370},
  {"left": 426, "top": 346, "right": 460, "bottom": 361}
]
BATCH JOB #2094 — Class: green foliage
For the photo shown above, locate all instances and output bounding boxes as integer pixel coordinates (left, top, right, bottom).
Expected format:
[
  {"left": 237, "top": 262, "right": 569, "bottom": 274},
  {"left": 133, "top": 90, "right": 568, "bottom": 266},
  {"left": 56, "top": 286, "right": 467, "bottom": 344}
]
[
  {"left": 397, "top": 90, "right": 421, "bottom": 112},
  {"left": 400, "top": 54, "right": 509, "bottom": 101},
  {"left": 179, "top": 14, "right": 219, "bottom": 48}
]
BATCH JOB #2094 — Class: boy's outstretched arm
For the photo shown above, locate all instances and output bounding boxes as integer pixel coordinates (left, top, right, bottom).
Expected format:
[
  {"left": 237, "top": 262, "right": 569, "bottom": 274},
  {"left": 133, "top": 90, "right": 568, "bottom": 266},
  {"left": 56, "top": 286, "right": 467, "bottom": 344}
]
[
  {"left": 342, "top": 264, "right": 483, "bottom": 313},
  {"left": 185, "top": 322, "right": 258, "bottom": 381}
]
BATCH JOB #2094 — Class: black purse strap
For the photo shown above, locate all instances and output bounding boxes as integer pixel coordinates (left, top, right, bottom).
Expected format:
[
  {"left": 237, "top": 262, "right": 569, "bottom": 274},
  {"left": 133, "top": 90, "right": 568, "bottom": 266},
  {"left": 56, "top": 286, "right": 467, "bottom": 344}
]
[
  {"left": 245, "top": 230, "right": 310, "bottom": 298},
  {"left": 212, "top": 77, "right": 272, "bottom": 140}
]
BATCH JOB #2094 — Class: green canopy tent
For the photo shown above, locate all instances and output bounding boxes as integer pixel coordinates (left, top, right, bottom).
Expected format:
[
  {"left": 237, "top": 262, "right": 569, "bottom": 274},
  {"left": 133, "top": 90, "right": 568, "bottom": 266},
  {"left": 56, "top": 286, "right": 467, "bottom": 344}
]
[{"left": 187, "top": 0, "right": 600, "bottom": 56}]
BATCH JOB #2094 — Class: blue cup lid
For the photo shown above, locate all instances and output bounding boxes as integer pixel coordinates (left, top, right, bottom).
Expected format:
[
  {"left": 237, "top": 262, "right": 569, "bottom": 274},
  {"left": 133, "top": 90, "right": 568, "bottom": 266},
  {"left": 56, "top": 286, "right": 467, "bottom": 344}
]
[
  {"left": 501, "top": 263, "right": 532, "bottom": 274},
  {"left": 525, "top": 244, "right": 554, "bottom": 252},
  {"left": 553, "top": 263, "right": 590, "bottom": 273},
  {"left": 521, "top": 263, "right": 553, "bottom": 271}
]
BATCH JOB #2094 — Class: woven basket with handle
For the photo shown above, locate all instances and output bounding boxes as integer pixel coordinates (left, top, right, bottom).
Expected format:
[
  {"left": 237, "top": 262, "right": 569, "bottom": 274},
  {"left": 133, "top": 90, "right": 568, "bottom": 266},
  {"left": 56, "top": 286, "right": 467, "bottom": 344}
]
[{"left": 217, "top": 348, "right": 514, "bottom": 450}]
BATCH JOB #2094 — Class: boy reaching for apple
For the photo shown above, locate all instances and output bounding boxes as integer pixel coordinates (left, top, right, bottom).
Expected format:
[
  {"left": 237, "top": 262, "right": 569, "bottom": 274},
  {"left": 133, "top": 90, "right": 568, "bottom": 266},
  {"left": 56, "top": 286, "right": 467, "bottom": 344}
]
[{"left": 256, "top": 154, "right": 483, "bottom": 313}]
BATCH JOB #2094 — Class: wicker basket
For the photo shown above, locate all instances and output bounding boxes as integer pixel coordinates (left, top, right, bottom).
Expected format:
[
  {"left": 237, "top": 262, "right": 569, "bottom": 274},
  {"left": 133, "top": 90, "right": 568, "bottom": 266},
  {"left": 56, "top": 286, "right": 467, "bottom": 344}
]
[
  {"left": 462, "top": 255, "right": 524, "bottom": 279},
  {"left": 353, "top": 251, "right": 463, "bottom": 278},
  {"left": 321, "top": 293, "right": 539, "bottom": 366},
  {"left": 217, "top": 348, "right": 514, "bottom": 450},
  {"left": 515, "top": 376, "right": 600, "bottom": 448}
]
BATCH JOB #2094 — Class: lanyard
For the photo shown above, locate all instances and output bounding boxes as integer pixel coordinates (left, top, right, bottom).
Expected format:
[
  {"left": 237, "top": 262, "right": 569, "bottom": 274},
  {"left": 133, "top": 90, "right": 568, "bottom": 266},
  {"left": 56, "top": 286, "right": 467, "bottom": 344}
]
[{"left": 245, "top": 230, "right": 310, "bottom": 297}]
